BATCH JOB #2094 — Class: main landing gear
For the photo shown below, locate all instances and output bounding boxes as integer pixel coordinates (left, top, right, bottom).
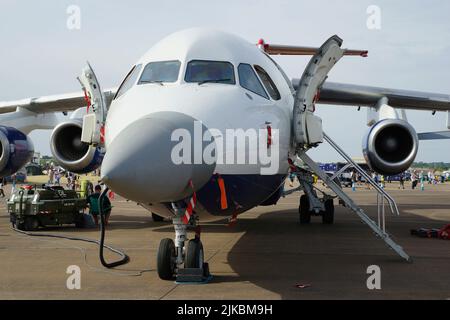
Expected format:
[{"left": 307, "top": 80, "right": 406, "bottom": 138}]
[
  {"left": 299, "top": 194, "right": 334, "bottom": 225},
  {"left": 157, "top": 206, "right": 209, "bottom": 282},
  {"left": 292, "top": 170, "right": 336, "bottom": 225}
]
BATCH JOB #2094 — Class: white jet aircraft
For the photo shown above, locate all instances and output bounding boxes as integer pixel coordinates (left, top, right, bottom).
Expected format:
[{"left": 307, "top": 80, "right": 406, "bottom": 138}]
[{"left": 1, "top": 28, "right": 450, "bottom": 280}]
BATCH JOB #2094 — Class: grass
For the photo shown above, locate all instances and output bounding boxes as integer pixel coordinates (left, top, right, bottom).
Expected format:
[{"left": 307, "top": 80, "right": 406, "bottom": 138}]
[{"left": 24, "top": 174, "right": 102, "bottom": 186}]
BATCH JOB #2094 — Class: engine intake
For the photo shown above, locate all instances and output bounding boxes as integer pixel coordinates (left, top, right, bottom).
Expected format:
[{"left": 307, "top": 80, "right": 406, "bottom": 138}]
[
  {"left": 363, "top": 119, "right": 418, "bottom": 175},
  {"left": 0, "top": 126, "right": 34, "bottom": 177},
  {"left": 50, "top": 120, "right": 104, "bottom": 174}
]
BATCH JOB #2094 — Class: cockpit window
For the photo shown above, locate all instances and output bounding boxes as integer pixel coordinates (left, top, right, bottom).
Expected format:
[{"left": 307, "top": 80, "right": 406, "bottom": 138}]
[
  {"left": 185, "top": 60, "right": 235, "bottom": 85},
  {"left": 138, "top": 60, "right": 181, "bottom": 84},
  {"left": 263, "top": 53, "right": 295, "bottom": 94},
  {"left": 114, "top": 64, "right": 143, "bottom": 99},
  {"left": 254, "top": 65, "right": 281, "bottom": 100},
  {"left": 238, "top": 63, "right": 269, "bottom": 99}
]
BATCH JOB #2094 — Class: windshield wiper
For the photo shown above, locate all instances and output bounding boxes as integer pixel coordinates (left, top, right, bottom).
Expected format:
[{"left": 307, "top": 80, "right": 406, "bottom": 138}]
[
  {"left": 198, "top": 78, "right": 232, "bottom": 86},
  {"left": 140, "top": 80, "right": 164, "bottom": 86}
]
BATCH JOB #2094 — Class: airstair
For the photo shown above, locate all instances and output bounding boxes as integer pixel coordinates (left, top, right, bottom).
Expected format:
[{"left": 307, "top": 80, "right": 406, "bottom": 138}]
[
  {"left": 287, "top": 34, "right": 410, "bottom": 261},
  {"left": 297, "top": 132, "right": 411, "bottom": 262}
]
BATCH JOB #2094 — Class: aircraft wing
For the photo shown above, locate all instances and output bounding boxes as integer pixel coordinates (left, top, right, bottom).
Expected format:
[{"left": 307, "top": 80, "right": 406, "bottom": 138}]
[
  {"left": 417, "top": 131, "right": 450, "bottom": 140},
  {"left": 0, "top": 88, "right": 117, "bottom": 115},
  {"left": 298, "top": 81, "right": 450, "bottom": 111},
  {"left": 266, "top": 38, "right": 448, "bottom": 111}
]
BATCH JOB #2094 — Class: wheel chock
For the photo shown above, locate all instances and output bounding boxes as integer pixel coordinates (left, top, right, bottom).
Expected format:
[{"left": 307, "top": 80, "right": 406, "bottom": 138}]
[{"left": 175, "top": 263, "right": 212, "bottom": 284}]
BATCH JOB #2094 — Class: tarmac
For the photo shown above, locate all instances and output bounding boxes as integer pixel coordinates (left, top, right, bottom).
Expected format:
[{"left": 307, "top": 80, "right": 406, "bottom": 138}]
[{"left": 0, "top": 180, "right": 449, "bottom": 300}]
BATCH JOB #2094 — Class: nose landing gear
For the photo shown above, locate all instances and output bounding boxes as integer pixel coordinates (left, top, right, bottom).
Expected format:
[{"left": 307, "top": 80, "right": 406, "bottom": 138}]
[{"left": 156, "top": 206, "right": 210, "bottom": 282}]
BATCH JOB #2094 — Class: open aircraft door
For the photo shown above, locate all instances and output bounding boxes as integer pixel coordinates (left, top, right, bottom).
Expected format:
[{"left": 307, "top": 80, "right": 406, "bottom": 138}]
[
  {"left": 77, "top": 62, "right": 108, "bottom": 147},
  {"left": 292, "top": 35, "right": 345, "bottom": 149}
]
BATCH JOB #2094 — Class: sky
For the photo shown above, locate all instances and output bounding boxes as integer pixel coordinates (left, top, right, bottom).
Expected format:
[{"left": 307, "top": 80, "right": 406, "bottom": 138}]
[{"left": 1, "top": 0, "right": 449, "bottom": 162}]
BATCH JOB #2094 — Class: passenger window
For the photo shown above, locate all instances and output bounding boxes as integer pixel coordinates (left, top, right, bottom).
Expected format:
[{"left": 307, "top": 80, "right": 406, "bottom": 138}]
[
  {"left": 138, "top": 60, "right": 181, "bottom": 84},
  {"left": 185, "top": 60, "right": 235, "bottom": 85},
  {"left": 254, "top": 65, "right": 281, "bottom": 100},
  {"left": 238, "top": 64, "right": 269, "bottom": 99},
  {"left": 114, "top": 64, "right": 143, "bottom": 99}
]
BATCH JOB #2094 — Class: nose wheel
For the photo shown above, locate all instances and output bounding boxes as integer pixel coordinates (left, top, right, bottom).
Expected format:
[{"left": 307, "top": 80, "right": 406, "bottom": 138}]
[
  {"left": 157, "top": 238, "right": 176, "bottom": 280},
  {"left": 185, "top": 239, "right": 204, "bottom": 268},
  {"left": 156, "top": 238, "right": 206, "bottom": 280},
  {"left": 156, "top": 210, "right": 210, "bottom": 282}
]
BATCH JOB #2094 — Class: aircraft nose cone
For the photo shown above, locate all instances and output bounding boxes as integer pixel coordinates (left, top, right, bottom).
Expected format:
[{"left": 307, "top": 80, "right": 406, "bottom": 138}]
[{"left": 101, "top": 111, "right": 216, "bottom": 203}]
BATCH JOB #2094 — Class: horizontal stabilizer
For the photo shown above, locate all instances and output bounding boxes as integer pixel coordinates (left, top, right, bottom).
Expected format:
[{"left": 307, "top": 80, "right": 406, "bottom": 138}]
[{"left": 418, "top": 131, "right": 450, "bottom": 140}]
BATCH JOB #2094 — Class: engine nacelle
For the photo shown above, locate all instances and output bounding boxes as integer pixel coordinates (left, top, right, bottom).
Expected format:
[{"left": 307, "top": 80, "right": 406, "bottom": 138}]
[
  {"left": 50, "top": 120, "right": 104, "bottom": 174},
  {"left": 363, "top": 119, "right": 418, "bottom": 175},
  {"left": 0, "top": 126, "right": 34, "bottom": 177}
]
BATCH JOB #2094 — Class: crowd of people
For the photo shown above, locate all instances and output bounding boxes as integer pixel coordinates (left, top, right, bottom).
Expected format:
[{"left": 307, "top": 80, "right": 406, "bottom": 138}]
[
  {"left": 347, "top": 169, "right": 449, "bottom": 191},
  {"left": 45, "top": 163, "right": 74, "bottom": 189}
]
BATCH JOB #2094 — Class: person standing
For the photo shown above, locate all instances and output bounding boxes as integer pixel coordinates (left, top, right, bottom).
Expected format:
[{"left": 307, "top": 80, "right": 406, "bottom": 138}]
[
  {"left": 399, "top": 173, "right": 405, "bottom": 190},
  {"left": 0, "top": 178, "right": 5, "bottom": 197},
  {"left": 420, "top": 171, "right": 425, "bottom": 191},
  {"left": 55, "top": 169, "right": 61, "bottom": 186},
  {"left": 48, "top": 167, "right": 54, "bottom": 184},
  {"left": 86, "top": 185, "right": 112, "bottom": 226},
  {"left": 11, "top": 174, "right": 17, "bottom": 193},
  {"left": 67, "top": 173, "right": 73, "bottom": 189},
  {"left": 74, "top": 175, "right": 80, "bottom": 191},
  {"left": 372, "top": 172, "right": 378, "bottom": 183},
  {"left": 411, "top": 171, "right": 417, "bottom": 190}
]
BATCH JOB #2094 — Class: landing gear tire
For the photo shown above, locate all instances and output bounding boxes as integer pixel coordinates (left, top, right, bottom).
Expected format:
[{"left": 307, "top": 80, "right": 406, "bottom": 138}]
[
  {"left": 152, "top": 213, "right": 165, "bottom": 222},
  {"left": 322, "top": 199, "right": 334, "bottom": 224},
  {"left": 157, "top": 238, "right": 176, "bottom": 280},
  {"left": 185, "top": 239, "right": 204, "bottom": 269},
  {"left": 299, "top": 195, "right": 311, "bottom": 224}
]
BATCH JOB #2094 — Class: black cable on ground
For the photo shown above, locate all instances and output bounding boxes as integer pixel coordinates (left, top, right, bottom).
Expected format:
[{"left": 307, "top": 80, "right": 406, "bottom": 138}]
[
  {"left": 98, "top": 186, "right": 130, "bottom": 268},
  {"left": 11, "top": 226, "right": 129, "bottom": 265},
  {"left": 11, "top": 225, "right": 154, "bottom": 276}
]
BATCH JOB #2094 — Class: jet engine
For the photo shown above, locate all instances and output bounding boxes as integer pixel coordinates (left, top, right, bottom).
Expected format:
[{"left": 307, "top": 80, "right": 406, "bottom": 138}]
[
  {"left": 0, "top": 126, "right": 34, "bottom": 177},
  {"left": 363, "top": 119, "right": 418, "bottom": 175},
  {"left": 50, "top": 120, "right": 104, "bottom": 174}
]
